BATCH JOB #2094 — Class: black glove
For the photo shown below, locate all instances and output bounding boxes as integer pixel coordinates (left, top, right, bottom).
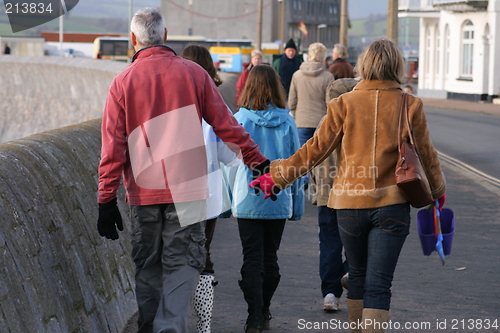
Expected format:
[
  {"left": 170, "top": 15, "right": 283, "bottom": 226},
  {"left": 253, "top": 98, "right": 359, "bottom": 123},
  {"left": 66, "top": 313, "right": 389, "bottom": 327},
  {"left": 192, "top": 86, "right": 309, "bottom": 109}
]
[
  {"left": 251, "top": 159, "right": 270, "bottom": 196},
  {"left": 97, "top": 198, "right": 123, "bottom": 240},
  {"left": 251, "top": 159, "right": 280, "bottom": 200},
  {"left": 251, "top": 159, "right": 271, "bottom": 180}
]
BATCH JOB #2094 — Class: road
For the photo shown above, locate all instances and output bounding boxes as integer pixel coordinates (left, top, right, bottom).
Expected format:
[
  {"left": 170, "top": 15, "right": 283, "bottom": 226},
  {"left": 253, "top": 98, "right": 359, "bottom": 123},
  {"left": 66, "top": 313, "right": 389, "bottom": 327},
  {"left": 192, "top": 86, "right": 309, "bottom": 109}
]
[
  {"left": 424, "top": 107, "right": 500, "bottom": 180},
  {"left": 122, "top": 101, "right": 500, "bottom": 333}
]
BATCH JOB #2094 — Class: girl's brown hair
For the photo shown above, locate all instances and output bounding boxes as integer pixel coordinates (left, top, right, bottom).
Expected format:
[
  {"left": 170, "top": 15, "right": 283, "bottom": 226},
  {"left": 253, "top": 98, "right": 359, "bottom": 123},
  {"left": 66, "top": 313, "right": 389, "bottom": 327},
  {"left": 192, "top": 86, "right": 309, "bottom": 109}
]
[
  {"left": 355, "top": 38, "right": 406, "bottom": 84},
  {"left": 180, "top": 44, "right": 223, "bottom": 87},
  {"left": 237, "top": 65, "right": 286, "bottom": 110}
]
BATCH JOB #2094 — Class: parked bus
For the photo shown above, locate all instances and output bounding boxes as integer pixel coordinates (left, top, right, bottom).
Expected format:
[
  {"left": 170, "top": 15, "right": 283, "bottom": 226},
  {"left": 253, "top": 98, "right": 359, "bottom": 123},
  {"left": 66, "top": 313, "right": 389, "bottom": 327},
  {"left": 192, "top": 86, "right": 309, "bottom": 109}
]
[
  {"left": 93, "top": 35, "right": 253, "bottom": 61},
  {"left": 93, "top": 36, "right": 129, "bottom": 61}
]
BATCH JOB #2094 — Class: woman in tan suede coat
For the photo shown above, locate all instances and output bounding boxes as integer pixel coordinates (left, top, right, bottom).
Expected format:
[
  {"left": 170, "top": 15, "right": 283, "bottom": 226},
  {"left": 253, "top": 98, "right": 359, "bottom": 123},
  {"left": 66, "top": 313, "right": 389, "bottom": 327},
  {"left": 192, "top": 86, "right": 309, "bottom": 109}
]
[{"left": 251, "top": 38, "right": 446, "bottom": 333}]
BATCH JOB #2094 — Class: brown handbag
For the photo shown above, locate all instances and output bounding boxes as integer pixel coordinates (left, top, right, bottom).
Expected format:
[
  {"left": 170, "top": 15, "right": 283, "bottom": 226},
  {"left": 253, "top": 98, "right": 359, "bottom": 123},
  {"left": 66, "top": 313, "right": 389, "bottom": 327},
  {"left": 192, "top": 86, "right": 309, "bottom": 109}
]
[{"left": 395, "top": 93, "right": 434, "bottom": 208}]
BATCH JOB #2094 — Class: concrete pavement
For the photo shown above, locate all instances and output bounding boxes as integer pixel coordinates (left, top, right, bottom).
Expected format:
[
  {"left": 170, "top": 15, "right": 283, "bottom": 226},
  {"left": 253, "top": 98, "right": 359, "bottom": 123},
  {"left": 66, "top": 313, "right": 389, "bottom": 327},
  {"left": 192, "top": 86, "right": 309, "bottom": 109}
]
[
  {"left": 421, "top": 97, "right": 500, "bottom": 116},
  {"left": 122, "top": 98, "right": 500, "bottom": 332}
]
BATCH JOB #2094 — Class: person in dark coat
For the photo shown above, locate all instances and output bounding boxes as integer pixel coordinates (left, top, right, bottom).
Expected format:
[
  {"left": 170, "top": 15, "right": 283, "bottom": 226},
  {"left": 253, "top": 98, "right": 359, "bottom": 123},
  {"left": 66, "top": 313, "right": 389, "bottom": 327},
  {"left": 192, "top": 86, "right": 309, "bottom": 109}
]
[
  {"left": 272, "top": 39, "right": 303, "bottom": 96},
  {"left": 328, "top": 43, "right": 354, "bottom": 79}
]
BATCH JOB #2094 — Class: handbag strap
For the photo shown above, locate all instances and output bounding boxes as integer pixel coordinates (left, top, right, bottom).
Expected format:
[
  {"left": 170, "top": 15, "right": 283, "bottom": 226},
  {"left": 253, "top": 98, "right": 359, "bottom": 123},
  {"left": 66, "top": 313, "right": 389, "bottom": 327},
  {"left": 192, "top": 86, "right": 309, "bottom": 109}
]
[{"left": 398, "top": 92, "right": 412, "bottom": 151}]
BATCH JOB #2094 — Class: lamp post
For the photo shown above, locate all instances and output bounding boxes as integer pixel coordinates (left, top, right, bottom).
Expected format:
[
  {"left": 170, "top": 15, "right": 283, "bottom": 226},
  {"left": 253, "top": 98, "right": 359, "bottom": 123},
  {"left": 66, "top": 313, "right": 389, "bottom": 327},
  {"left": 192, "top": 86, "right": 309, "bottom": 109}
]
[
  {"left": 339, "top": 0, "right": 348, "bottom": 47},
  {"left": 188, "top": 0, "right": 193, "bottom": 35},
  {"left": 256, "top": 0, "right": 263, "bottom": 51},
  {"left": 128, "top": 0, "right": 133, "bottom": 62},
  {"left": 317, "top": 24, "right": 327, "bottom": 43},
  {"left": 278, "top": 0, "right": 285, "bottom": 53},
  {"left": 387, "top": 0, "right": 398, "bottom": 43}
]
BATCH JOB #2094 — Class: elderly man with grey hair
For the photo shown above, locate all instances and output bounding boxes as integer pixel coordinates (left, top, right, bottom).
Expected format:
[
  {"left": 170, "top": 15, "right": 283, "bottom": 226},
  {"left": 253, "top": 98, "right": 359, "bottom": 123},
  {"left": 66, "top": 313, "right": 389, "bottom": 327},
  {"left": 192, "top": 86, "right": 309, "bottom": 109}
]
[
  {"left": 328, "top": 43, "right": 354, "bottom": 79},
  {"left": 97, "top": 7, "right": 270, "bottom": 333}
]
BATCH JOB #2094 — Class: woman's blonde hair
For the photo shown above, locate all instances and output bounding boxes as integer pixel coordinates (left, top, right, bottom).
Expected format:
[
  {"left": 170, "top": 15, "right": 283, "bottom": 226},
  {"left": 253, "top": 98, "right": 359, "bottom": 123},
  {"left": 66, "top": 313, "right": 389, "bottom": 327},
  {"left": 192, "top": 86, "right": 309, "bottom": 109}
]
[
  {"left": 355, "top": 38, "right": 406, "bottom": 84},
  {"left": 237, "top": 65, "right": 286, "bottom": 110},
  {"left": 180, "top": 44, "right": 223, "bottom": 87},
  {"left": 307, "top": 42, "right": 327, "bottom": 63}
]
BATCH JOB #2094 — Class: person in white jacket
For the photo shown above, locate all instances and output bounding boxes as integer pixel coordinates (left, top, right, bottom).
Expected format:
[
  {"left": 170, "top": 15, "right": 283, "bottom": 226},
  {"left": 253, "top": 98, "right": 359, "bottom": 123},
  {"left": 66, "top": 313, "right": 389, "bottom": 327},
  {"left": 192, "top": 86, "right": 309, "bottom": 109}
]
[{"left": 180, "top": 44, "right": 242, "bottom": 333}]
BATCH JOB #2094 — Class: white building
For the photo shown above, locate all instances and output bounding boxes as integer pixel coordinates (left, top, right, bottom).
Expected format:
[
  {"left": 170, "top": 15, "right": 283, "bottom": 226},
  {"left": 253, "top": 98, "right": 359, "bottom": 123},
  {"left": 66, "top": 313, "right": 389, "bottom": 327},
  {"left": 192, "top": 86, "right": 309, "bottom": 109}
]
[{"left": 399, "top": 0, "right": 499, "bottom": 102}]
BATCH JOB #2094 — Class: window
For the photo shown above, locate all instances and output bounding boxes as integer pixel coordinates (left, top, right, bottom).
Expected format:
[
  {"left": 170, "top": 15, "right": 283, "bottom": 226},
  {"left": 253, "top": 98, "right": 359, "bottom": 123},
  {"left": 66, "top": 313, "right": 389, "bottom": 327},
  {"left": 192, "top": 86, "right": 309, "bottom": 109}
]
[
  {"left": 425, "top": 26, "right": 431, "bottom": 75},
  {"left": 461, "top": 20, "right": 474, "bottom": 77},
  {"left": 444, "top": 25, "right": 450, "bottom": 76},
  {"left": 435, "top": 25, "right": 440, "bottom": 75}
]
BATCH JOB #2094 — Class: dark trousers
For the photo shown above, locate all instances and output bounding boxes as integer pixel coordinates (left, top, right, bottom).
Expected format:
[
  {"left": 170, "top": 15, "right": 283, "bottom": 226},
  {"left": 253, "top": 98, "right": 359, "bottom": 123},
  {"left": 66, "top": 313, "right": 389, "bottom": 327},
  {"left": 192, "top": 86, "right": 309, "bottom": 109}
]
[
  {"left": 237, "top": 218, "right": 286, "bottom": 279},
  {"left": 237, "top": 218, "right": 286, "bottom": 327},
  {"left": 130, "top": 204, "right": 206, "bottom": 333},
  {"left": 338, "top": 203, "right": 410, "bottom": 310},
  {"left": 203, "top": 217, "right": 217, "bottom": 274},
  {"left": 318, "top": 206, "right": 348, "bottom": 298}
]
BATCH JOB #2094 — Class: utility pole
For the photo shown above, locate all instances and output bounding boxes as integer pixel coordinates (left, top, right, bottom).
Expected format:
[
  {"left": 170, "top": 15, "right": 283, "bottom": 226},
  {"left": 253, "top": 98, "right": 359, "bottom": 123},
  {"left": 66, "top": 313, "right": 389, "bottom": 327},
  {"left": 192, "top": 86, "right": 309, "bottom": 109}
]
[
  {"left": 256, "top": 0, "right": 263, "bottom": 51},
  {"left": 278, "top": 0, "right": 285, "bottom": 53},
  {"left": 339, "top": 0, "right": 348, "bottom": 47},
  {"left": 128, "top": 0, "right": 133, "bottom": 62},
  {"left": 387, "top": 0, "right": 398, "bottom": 44}
]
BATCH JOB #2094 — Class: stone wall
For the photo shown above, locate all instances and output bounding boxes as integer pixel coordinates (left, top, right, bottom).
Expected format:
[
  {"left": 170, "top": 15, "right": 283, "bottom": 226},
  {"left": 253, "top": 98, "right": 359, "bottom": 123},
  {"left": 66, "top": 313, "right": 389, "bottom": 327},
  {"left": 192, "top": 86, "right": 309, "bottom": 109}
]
[
  {"left": 0, "top": 56, "right": 239, "bottom": 143},
  {"left": 0, "top": 56, "right": 240, "bottom": 333},
  {"left": 0, "top": 120, "right": 136, "bottom": 333},
  {"left": 0, "top": 56, "right": 127, "bottom": 143}
]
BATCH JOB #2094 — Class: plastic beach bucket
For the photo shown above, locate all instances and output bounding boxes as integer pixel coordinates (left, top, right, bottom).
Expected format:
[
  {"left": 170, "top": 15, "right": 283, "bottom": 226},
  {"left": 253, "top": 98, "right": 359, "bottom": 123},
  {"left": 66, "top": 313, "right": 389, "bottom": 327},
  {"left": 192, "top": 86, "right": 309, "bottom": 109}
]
[{"left": 416, "top": 207, "right": 455, "bottom": 256}]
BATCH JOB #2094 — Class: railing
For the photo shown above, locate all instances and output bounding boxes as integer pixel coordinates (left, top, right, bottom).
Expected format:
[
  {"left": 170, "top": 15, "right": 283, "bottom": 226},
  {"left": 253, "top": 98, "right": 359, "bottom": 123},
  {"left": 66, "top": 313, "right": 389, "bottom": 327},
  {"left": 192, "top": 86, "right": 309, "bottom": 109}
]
[
  {"left": 399, "top": 0, "right": 420, "bottom": 10},
  {"left": 399, "top": 0, "right": 489, "bottom": 11},
  {"left": 433, "top": 0, "right": 489, "bottom": 11},
  {"left": 433, "top": 0, "right": 486, "bottom": 4}
]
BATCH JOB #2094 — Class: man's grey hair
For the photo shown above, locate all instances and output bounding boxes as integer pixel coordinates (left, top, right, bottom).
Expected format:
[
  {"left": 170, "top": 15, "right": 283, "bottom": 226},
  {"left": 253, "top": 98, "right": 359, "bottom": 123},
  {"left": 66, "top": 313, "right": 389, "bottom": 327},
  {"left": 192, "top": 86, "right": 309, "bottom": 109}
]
[
  {"left": 333, "top": 44, "right": 348, "bottom": 59},
  {"left": 130, "top": 8, "right": 166, "bottom": 47}
]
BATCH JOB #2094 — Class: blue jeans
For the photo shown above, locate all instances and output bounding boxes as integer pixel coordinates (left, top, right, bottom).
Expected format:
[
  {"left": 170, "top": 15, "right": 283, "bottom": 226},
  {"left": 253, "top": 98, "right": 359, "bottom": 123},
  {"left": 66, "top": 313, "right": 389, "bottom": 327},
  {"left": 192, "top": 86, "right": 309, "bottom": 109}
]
[
  {"left": 297, "top": 128, "right": 316, "bottom": 184},
  {"left": 318, "top": 206, "right": 348, "bottom": 298},
  {"left": 297, "top": 127, "right": 316, "bottom": 146},
  {"left": 337, "top": 203, "right": 410, "bottom": 310}
]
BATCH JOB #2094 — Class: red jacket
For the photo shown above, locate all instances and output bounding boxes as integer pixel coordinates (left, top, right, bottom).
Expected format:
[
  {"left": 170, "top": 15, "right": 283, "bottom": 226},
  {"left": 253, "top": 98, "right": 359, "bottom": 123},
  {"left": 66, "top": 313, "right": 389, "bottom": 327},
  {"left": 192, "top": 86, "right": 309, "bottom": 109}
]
[
  {"left": 235, "top": 63, "right": 251, "bottom": 103},
  {"left": 98, "top": 46, "right": 266, "bottom": 205},
  {"left": 235, "top": 62, "right": 270, "bottom": 104}
]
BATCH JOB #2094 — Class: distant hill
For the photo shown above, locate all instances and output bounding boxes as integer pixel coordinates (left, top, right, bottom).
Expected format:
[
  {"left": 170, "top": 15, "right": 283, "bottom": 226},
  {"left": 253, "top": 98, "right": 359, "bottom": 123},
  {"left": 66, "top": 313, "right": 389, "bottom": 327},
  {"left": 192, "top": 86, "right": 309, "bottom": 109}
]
[
  {"left": 0, "top": 14, "right": 128, "bottom": 37},
  {"left": 349, "top": 0, "right": 388, "bottom": 19},
  {"left": 349, "top": 15, "right": 420, "bottom": 45},
  {"left": 70, "top": 0, "right": 161, "bottom": 18},
  {"left": 0, "top": 0, "right": 157, "bottom": 36}
]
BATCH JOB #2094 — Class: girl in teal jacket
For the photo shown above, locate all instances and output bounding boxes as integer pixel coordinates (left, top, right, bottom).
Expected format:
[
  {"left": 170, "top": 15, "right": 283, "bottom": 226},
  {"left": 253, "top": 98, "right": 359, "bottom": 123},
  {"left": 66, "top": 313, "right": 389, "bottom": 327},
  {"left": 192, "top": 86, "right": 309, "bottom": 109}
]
[{"left": 224, "top": 65, "right": 304, "bottom": 333}]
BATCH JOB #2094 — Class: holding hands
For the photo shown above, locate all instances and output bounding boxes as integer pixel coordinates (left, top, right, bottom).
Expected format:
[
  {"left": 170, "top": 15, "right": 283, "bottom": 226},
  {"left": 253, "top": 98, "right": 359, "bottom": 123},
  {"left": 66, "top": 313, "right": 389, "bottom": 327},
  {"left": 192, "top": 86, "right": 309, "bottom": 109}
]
[{"left": 249, "top": 173, "right": 280, "bottom": 201}]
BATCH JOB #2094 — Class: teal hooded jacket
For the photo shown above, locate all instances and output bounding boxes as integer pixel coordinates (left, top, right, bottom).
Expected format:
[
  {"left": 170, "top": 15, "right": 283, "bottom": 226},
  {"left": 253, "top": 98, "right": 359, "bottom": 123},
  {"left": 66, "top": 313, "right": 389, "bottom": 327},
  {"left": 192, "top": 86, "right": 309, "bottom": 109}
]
[{"left": 222, "top": 105, "right": 304, "bottom": 220}]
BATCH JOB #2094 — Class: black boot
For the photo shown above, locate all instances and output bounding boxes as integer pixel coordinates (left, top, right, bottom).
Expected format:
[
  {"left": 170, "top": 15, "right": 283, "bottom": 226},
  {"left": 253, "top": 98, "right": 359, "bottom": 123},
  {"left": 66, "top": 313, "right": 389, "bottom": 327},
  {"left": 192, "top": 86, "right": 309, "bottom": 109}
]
[
  {"left": 239, "top": 275, "right": 264, "bottom": 333},
  {"left": 261, "top": 273, "right": 280, "bottom": 330}
]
